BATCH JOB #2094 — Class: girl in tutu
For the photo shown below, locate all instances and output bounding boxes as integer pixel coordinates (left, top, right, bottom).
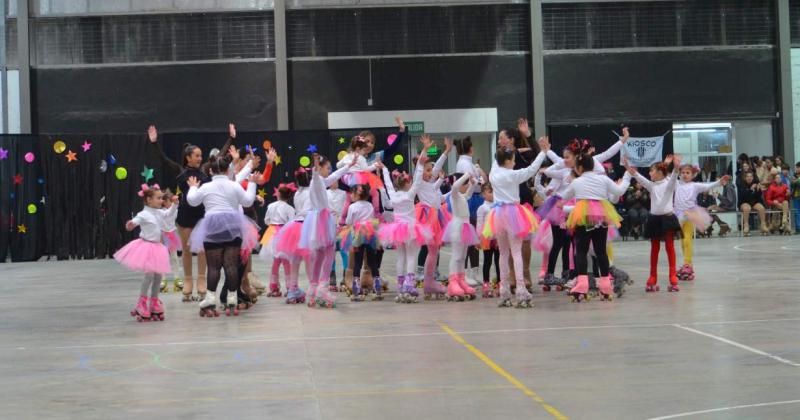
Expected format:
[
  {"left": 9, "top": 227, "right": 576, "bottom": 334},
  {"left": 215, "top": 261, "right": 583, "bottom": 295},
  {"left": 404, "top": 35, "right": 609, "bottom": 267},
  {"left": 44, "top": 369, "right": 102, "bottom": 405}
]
[
  {"left": 477, "top": 183, "right": 500, "bottom": 297},
  {"left": 186, "top": 155, "right": 260, "bottom": 317},
  {"left": 300, "top": 154, "right": 350, "bottom": 308},
  {"left": 159, "top": 188, "right": 182, "bottom": 293},
  {"left": 674, "top": 164, "right": 729, "bottom": 281},
  {"left": 629, "top": 155, "right": 683, "bottom": 292},
  {"left": 454, "top": 136, "right": 486, "bottom": 286},
  {"left": 259, "top": 183, "right": 296, "bottom": 297},
  {"left": 114, "top": 184, "right": 173, "bottom": 322},
  {"left": 443, "top": 172, "right": 480, "bottom": 300},
  {"left": 341, "top": 183, "right": 383, "bottom": 301},
  {"left": 337, "top": 136, "right": 383, "bottom": 223},
  {"left": 558, "top": 147, "right": 632, "bottom": 302},
  {"left": 379, "top": 152, "right": 430, "bottom": 303},
  {"left": 414, "top": 136, "right": 453, "bottom": 299},
  {"left": 486, "top": 132, "right": 548, "bottom": 308},
  {"left": 327, "top": 181, "right": 347, "bottom": 292}
]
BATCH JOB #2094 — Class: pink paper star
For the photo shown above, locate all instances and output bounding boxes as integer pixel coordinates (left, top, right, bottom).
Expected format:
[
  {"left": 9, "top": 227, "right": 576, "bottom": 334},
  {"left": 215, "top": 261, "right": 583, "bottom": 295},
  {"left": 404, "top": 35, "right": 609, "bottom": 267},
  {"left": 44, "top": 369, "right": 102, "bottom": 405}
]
[
  {"left": 0, "top": 147, "right": 7, "bottom": 160},
  {"left": 81, "top": 141, "right": 92, "bottom": 152}
]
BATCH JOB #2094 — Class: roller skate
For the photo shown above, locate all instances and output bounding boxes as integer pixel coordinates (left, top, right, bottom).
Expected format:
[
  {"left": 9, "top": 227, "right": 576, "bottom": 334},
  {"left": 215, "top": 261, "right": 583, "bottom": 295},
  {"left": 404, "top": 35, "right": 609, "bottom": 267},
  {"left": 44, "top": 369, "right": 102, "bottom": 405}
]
[
  {"left": 514, "top": 282, "right": 533, "bottom": 309},
  {"left": 329, "top": 271, "right": 338, "bottom": 292},
  {"left": 306, "top": 284, "right": 318, "bottom": 308},
  {"left": 372, "top": 277, "right": 384, "bottom": 301},
  {"left": 569, "top": 275, "right": 589, "bottom": 302},
  {"left": 267, "top": 280, "right": 283, "bottom": 297},
  {"left": 718, "top": 223, "right": 730, "bottom": 237},
  {"left": 466, "top": 268, "right": 481, "bottom": 287},
  {"left": 742, "top": 225, "right": 750, "bottom": 237},
  {"left": 249, "top": 272, "right": 265, "bottom": 295},
  {"left": 198, "top": 292, "right": 220, "bottom": 317},
  {"left": 237, "top": 289, "right": 255, "bottom": 310},
  {"left": 396, "top": 275, "right": 420, "bottom": 304},
  {"left": 285, "top": 287, "right": 306, "bottom": 304},
  {"left": 436, "top": 270, "right": 447, "bottom": 283},
  {"left": 350, "top": 278, "right": 365, "bottom": 302},
  {"left": 455, "top": 273, "right": 477, "bottom": 300},
  {"left": 423, "top": 275, "right": 447, "bottom": 301},
  {"left": 781, "top": 220, "right": 793, "bottom": 235},
  {"left": 481, "top": 282, "right": 495, "bottom": 298},
  {"left": 340, "top": 280, "right": 350, "bottom": 296},
  {"left": 760, "top": 225, "right": 770, "bottom": 236},
  {"left": 172, "top": 277, "right": 183, "bottom": 292},
  {"left": 182, "top": 292, "right": 194, "bottom": 302},
  {"left": 315, "top": 283, "right": 337, "bottom": 308},
  {"left": 597, "top": 276, "right": 613, "bottom": 301},
  {"left": 378, "top": 276, "right": 388, "bottom": 292},
  {"left": 130, "top": 296, "right": 151, "bottom": 322},
  {"left": 609, "top": 266, "right": 632, "bottom": 286},
  {"left": 645, "top": 276, "right": 659, "bottom": 292},
  {"left": 541, "top": 273, "right": 563, "bottom": 292},
  {"left": 587, "top": 274, "right": 598, "bottom": 299},
  {"left": 677, "top": 264, "right": 694, "bottom": 281},
  {"left": 497, "top": 283, "right": 513, "bottom": 308},
  {"left": 666, "top": 282, "right": 680, "bottom": 292},
  {"left": 224, "top": 293, "right": 239, "bottom": 316},
  {"left": 446, "top": 274, "right": 466, "bottom": 302},
  {"left": 160, "top": 278, "right": 169, "bottom": 293},
  {"left": 149, "top": 297, "right": 165, "bottom": 321}
]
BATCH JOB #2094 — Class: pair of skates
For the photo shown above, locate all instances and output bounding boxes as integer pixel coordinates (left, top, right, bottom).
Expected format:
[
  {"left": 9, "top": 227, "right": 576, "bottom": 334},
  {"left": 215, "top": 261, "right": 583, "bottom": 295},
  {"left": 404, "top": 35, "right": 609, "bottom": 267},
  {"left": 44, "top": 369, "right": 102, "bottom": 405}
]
[
  {"left": 306, "top": 284, "right": 337, "bottom": 308},
  {"left": 677, "top": 264, "right": 695, "bottom": 282},
  {"left": 497, "top": 286, "right": 534, "bottom": 309},
  {"left": 198, "top": 291, "right": 243, "bottom": 317},
  {"left": 645, "top": 275, "right": 680, "bottom": 293},
  {"left": 540, "top": 272, "right": 568, "bottom": 292},
  {"left": 159, "top": 277, "right": 183, "bottom": 293},
  {"left": 130, "top": 296, "right": 165, "bottom": 322},
  {"left": 349, "top": 277, "right": 384, "bottom": 302},
  {"left": 568, "top": 275, "right": 615, "bottom": 302},
  {"left": 446, "top": 273, "right": 477, "bottom": 301},
  {"left": 395, "top": 275, "right": 420, "bottom": 304}
]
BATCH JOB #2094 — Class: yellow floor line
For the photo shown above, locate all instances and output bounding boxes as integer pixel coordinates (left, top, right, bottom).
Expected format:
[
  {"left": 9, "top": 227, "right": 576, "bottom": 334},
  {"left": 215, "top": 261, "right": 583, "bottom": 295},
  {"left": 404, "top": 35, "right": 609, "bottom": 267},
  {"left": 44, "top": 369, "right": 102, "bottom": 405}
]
[{"left": 438, "top": 322, "right": 569, "bottom": 420}]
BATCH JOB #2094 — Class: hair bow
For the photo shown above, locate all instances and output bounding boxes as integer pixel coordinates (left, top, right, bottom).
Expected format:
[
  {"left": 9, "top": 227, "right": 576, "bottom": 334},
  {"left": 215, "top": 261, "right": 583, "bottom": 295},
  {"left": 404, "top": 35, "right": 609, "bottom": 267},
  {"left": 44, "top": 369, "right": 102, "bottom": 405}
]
[{"left": 138, "top": 183, "right": 160, "bottom": 197}]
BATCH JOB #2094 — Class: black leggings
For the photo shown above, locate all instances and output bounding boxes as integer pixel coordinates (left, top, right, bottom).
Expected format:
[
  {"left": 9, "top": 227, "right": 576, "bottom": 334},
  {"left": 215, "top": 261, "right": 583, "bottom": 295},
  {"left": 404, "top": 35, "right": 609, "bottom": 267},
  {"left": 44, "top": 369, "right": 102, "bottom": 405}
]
[
  {"left": 219, "top": 257, "right": 248, "bottom": 303},
  {"left": 465, "top": 246, "right": 479, "bottom": 269},
  {"left": 547, "top": 224, "right": 571, "bottom": 275},
  {"left": 375, "top": 248, "right": 384, "bottom": 276},
  {"left": 204, "top": 239, "right": 242, "bottom": 292},
  {"left": 574, "top": 226, "right": 609, "bottom": 277},
  {"left": 482, "top": 249, "right": 500, "bottom": 283},
  {"left": 353, "top": 245, "right": 379, "bottom": 278}
]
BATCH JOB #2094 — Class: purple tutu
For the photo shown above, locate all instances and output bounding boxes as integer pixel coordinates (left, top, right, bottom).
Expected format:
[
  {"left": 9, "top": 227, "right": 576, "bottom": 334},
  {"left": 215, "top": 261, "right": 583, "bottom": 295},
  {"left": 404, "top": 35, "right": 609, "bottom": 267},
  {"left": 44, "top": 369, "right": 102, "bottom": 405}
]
[
  {"left": 537, "top": 195, "right": 567, "bottom": 226},
  {"left": 114, "top": 239, "right": 171, "bottom": 274},
  {"left": 162, "top": 230, "right": 180, "bottom": 253},
  {"left": 189, "top": 212, "right": 260, "bottom": 253},
  {"left": 299, "top": 208, "right": 336, "bottom": 251},
  {"left": 442, "top": 218, "right": 479, "bottom": 246}
]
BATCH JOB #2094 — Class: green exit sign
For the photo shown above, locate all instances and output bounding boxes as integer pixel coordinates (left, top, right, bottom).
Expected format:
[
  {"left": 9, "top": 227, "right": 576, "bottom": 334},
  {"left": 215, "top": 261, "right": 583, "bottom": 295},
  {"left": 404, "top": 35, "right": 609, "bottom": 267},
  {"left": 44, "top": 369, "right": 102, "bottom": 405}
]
[{"left": 406, "top": 121, "right": 425, "bottom": 135}]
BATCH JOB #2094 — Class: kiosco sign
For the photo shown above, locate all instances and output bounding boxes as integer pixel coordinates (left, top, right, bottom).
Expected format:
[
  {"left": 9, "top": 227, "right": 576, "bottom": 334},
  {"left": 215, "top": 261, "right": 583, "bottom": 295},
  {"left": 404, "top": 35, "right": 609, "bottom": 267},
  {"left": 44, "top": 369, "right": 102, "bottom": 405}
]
[{"left": 620, "top": 136, "right": 664, "bottom": 167}]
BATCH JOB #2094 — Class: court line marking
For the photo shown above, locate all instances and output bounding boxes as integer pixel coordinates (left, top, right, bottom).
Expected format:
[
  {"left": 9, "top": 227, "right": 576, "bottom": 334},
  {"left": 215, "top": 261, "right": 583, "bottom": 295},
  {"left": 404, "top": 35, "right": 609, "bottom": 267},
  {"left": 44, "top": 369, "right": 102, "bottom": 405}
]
[
  {"left": 438, "top": 322, "right": 569, "bottom": 420},
  {"left": 672, "top": 324, "right": 800, "bottom": 367},
  {"left": 646, "top": 399, "right": 800, "bottom": 419},
  {"left": 7, "top": 317, "right": 799, "bottom": 352}
]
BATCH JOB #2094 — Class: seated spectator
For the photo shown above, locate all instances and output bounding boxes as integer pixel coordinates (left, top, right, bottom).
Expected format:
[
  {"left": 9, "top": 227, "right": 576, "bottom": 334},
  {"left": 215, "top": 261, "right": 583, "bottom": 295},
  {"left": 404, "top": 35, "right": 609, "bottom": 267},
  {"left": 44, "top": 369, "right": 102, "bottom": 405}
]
[
  {"left": 696, "top": 160, "right": 717, "bottom": 183},
  {"left": 623, "top": 179, "right": 649, "bottom": 239},
  {"left": 708, "top": 178, "right": 737, "bottom": 212},
  {"left": 737, "top": 161, "right": 758, "bottom": 188},
  {"left": 757, "top": 158, "right": 774, "bottom": 190},
  {"left": 765, "top": 172, "right": 793, "bottom": 234},
  {"left": 738, "top": 171, "right": 768, "bottom": 236}
]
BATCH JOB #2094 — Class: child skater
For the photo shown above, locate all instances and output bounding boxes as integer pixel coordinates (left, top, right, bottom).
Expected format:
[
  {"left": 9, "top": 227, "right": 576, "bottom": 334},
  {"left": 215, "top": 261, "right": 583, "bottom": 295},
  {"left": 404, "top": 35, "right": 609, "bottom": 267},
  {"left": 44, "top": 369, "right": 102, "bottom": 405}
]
[
  {"left": 443, "top": 172, "right": 480, "bottom": 301},
  {"left": 674, "top": 164, "right": 729, "bottom": 281},
  {"left": 629, "top": 154, "right": 683, "bottom": 292},
  {"left": 341, "top": 183, "right": 383, "bottom": 301},
  {"left": 379, "top": 153, "right": 431, "bottom": 303},
  {"left": 259, "top": 183, "right": 296, "bottom": 297},
  {"left": 454, "top": 137, "right": 485, "bottom": 286},
  {"left": 327, "top": 181, "right": 347, "bottom": 291},
  {"left": 477, "top": 183, "right": 501, "bottom": 297},
  {"left": 486, "top": 132, "right": 548, "bottom": 308},
  {"left": 159, "top": 188, "right": 182, "bottom": 293},
  {"left": 559, "top": 146, "right": 632, "bottom": 302},
  {"left": 114, "top": 184, "right": 174, "bottom": 322},
  {"left": 337, "top": 136, "right": 384, "bottom": 222},
  {"left": 414, "top": 136, "right": 453, "bottom": 299}
]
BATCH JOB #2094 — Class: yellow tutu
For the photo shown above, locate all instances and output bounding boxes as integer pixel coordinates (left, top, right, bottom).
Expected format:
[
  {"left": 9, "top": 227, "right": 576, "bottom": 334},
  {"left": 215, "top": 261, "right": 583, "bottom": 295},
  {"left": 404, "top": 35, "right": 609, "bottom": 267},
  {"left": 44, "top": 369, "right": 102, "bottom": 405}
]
[{"left": 566, "top": 199, "right": 621, "bottom": 230}]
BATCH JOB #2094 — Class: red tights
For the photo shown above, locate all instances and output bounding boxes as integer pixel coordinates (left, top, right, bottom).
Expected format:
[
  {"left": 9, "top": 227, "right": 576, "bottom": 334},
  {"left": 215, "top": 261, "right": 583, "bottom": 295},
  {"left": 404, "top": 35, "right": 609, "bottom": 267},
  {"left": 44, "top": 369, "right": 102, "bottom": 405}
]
[{"left": 649, "top": 231, "right": 677, "bottom": 285}]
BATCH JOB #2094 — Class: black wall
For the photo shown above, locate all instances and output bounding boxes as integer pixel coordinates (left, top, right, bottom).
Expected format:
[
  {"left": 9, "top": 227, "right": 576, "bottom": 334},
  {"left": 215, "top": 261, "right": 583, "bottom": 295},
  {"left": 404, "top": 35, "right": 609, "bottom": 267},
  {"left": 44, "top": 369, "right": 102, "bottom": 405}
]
[
  {"left": 289, "top": 55, "right": 532, "bottom": 129},
  {"left": 33, "top": 62, "right": 277, "bottom": 133},
  {"left": 545, "top": 49, "right": 777, "bottom": 124}
]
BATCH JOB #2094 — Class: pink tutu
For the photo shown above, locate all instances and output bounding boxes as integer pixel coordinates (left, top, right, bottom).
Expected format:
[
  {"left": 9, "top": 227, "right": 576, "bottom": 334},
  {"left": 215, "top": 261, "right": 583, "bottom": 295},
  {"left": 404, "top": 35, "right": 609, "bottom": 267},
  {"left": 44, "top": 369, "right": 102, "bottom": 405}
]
[
  {"left": 415, "top": 203, "right": 452, "bottom": 246},
  {"left": 537, "top": 195, "right": 567, "bottom": 226},
  {"left": 189, "top": 212, "right": 259, "bottom": 253},
  {"left": 442, "top": 218, "right": 479, "bottom": 246},
  {"left": 299, "top": 208, "right": 336, "bottom": 251},
  {"left": 481, "top": 202, "right": 540, "bottom": 239},
  {"left": 532, "top": 220, "right": 553, "bottom": 252},
  {"left": 378, "top": 220, "right": 432, "bottom": 248},
  {"left": 114, "top": 239, "right": 171, "bottom": 274},
  {"left": 681, "top": 207, "right": 713, "bottom": 231},
  {"left": 162, "top": 230, "right": 180, "bottom": 253},
  {"left": 273, "top": 220, "right": 308, "bottom": 259}
]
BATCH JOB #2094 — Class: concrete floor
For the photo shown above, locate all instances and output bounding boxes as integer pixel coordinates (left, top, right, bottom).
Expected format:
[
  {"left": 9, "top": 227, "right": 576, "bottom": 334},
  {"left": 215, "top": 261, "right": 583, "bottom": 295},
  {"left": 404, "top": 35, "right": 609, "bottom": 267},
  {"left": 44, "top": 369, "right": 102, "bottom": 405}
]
[{"left": 1, "top": 236, "right": 799, "bottom": 420}]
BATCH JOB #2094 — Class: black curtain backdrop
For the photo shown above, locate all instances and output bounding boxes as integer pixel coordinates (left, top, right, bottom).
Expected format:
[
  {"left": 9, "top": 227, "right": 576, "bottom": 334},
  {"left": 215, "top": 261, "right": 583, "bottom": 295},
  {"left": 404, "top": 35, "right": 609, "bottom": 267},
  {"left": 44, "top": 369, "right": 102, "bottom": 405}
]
[{"left": 0, "top": 135, "right": 45, "bottom": 262}]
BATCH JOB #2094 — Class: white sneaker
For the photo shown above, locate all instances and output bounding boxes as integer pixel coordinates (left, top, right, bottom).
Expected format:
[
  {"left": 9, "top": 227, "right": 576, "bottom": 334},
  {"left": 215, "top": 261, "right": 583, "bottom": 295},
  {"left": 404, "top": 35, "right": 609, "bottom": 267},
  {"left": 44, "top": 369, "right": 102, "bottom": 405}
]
[{"left": 465, "top": 267, "right": 481, "bottom": 287}]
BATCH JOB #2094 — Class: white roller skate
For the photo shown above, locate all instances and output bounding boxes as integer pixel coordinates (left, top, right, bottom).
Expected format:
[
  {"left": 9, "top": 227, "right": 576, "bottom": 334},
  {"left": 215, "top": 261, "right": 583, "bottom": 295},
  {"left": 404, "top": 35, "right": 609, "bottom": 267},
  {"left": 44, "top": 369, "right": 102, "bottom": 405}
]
[
  {"left": 497, "top": 283, "right": 513, "bottom": 308},
  {"left": 465, "top": 268, "right": 481, "bottom": 287},
  {"left": 514, "top": 281, "right": 533, "bottom": 309},
  {"left": 224, "top": 292, "right": 239, "bottom": 316},
  {"left": 198, "top": 292, "right": 219, "bottom": 317}
]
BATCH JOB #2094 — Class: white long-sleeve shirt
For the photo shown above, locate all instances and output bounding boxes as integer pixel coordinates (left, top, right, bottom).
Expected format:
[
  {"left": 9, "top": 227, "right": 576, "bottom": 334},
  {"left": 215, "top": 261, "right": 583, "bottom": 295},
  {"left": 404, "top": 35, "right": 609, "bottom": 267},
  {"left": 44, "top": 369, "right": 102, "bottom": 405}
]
[
  {"left": 382, "top": 163, "right": 424, "bottom": 223},
  {"left": 476, "top": 200, "right": 493, "bottom": 233},
  {"left": 132, "top": 206, "right": 170, "bottom": 242},
  {"left": 187, "top": 174, "right": 256, "bottom": 214},
  {"left": 544, "top": 142, "right": 622, "bottom": 194},
  {"left": 293, "top": 166, "right": 349, "bottom": 221},
  {"left": 264, "top": 200, "right": 295, "bottom": 225},
  {"left": 674, "top": 180, "right": 721, "bottom": 212},
  {"left": 161, "top": 203, "right": 178, "bottom": 232},
  {"left": 456, "top": 155, "right": 484, "bottom": 185},
  {"left": 633, "top": 171, "right": 679, "bottom": 215},
  {"left": 489, "top": 151, "right": 546, "bottom": 204},
  {"left": 336, "top": 152, "right": 376, "bottom": 172},
  {"left": 449, "top": 173, "right": 476, "bottom": 220},
  {"left": 416, "top": 153, "right": 448, "bottom": 207},
  {"left": 345, "top": 200, "right": 375, "bottom": 225},
  {"left": 561, "top": 171, "right": 632, "bottom": 202}
]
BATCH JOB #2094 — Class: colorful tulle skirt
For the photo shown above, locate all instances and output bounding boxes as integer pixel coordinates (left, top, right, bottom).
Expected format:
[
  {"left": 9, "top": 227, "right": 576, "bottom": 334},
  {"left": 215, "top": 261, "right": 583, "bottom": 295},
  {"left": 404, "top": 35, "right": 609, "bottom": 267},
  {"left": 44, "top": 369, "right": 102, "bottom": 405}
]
[
  {"left": 189, "top": 211, "right": 260, "bottom": 253},
  {"left": 677, "top": 206, "right": 713, "bottom": 231},
  {"left": 162, "top": 230, "right": 180, "bottom": 253},
  {"left": 537, "top": 195, "right": 568, "bottom": 226},
  {"left": 114, "top": 239, "right": 171, "bottom": 274},
  {"left": 442, "top": 218, "right": 479, "bottom": 246},
  {"left": 258, "top": 224, "right": 283, "bottom": 261},
  {"left": 415, "top": 203, "right": 452, "bottom": 246},
  {"left": 342, "top": 171, "right": 384, "bottom": 190},
  {"left": 299, "top": 208, "right": 336, "bottom": 251},
  {"left": 481, "top": 202, "right": 540, "bottom": 239},
  {"left": 378, "top": 220, "right": 432, "bottom": 248},
  {"left": 339, "top": 219, "right": 381, "bottom": 251},
  {"left": 566, "top": 199, "right": 622, "bottom": 230},
  {"left": 532, "top": 219, "right": 553, "bottom": 252},
  {"left": 273, "top": 220, "right": 307, "bottom": 259}
]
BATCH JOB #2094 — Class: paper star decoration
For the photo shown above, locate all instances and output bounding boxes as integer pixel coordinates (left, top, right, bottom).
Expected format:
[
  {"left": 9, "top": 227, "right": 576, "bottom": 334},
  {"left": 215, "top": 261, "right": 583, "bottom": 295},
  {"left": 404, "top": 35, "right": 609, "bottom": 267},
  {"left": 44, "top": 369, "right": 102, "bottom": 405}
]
[
  {"left": 274, "top": 155, "right": 282, "bottom": 165},
  {"left": 17, "top": 224, "right": 26, "bottom": 234},
  {"left": 0, "top": 147, "right": 7, "bottom": 160},
  {"left": 257, "top": 188, "right": 267, "bottom": 199},
  {"left": 338, "top": 137, "right": 346, "bottom": 144},
  {"left": 81, "top": 141, "right": 92, "bottom": 152},
  {"left": 307, "top": 144, "right": 318, "bottom": 153},
  {"left": 141, "top": 166, "right": 154, "bottom": 183},
  {"left": 175, "top": 186, "right": 182, "bottom": 196},
  {"left": 66, "top": 150, "right": 78, "bottom": 162},
  {"left": 13, "top": 174, "right": 23, "bottom": 185}
]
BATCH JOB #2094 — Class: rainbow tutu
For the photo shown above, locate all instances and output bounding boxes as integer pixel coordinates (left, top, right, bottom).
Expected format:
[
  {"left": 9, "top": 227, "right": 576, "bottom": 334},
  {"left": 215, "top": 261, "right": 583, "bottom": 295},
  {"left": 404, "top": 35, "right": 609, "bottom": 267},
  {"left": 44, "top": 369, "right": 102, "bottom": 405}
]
[
  {"left": 566, "top": 199, "right": 622, "bottom": 230},
  {"left": 378, "top": 220, "right": 432, "bottom": 248},
  {"left": 481, "top": 202, "right": 540, "bottom": 239},
  {"left": 442, "top": 218, "right": 479, "bottom": 246},
  {"left": 342, "top": 171, "right": 384, "bottom": 190},
  {"left": 415, "top": 203, "right": 452, "bottom": 246},
  {"left": 299, "top": 208, "right": 336, "bottom": 251},
  {"left": 258, "top": 224, "right": 283, "bottom": 260},
  {"left": 273, "top": 220, "right": 308, "bottom": 258},
  {"left": 678, "top": 206, "right": 712, "bottom": 231},
  {"left": 114, "top": 239, "right": 171, "bottom": 274},
  {"left": 162, "top": 230, "right": 180, "bottom": 253},
  {"left": 339, "top": 219, "right": 381, "bottom": 251}
]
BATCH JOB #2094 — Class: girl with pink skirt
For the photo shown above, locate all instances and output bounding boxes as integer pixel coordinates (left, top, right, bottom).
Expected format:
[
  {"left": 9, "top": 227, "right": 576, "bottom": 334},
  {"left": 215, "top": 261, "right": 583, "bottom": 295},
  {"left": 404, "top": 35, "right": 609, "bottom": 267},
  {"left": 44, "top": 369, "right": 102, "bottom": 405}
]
[{"left": 442, "top": 172, "right": 480, "bottom": 301}]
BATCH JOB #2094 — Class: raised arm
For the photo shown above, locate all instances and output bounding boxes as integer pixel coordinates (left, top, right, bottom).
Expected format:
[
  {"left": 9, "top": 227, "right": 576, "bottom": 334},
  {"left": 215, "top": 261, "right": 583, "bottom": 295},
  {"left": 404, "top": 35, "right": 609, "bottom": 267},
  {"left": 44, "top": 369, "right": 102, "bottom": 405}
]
[
  {"left": 309, "top": 171, "right": 328, "bottom": 209},
  {"left": 631, "top": 170, "right": 655, "bottom": 192},
  {"left": 451, "top": 173, "right": 471, "bottom": 198},
  {"left": 325, "top": 164, "right": 349, "bottom": 187},
  {"left": 146, "top": 125, "right": 182, "bottom": 173},
  {"left": 606, "top": 172, "right": 632, "bottom": 197},
  {"left": 546, "top": 149, "right": 563, "bottom": 165},
  {"left": 382, "top": 167, "right": 397, "bottom": 197}
]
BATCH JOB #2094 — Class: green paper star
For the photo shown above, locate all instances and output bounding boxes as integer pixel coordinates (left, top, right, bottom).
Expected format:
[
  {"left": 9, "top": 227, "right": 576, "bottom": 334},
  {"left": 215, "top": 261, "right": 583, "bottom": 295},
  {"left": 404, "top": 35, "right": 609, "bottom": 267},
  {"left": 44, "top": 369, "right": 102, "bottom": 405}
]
[
  {"left": 338, "top": 137, "right": 346, "bottom": 144},
  {"left": 141, "top": 165, "right": 154, "bottom": 183}
]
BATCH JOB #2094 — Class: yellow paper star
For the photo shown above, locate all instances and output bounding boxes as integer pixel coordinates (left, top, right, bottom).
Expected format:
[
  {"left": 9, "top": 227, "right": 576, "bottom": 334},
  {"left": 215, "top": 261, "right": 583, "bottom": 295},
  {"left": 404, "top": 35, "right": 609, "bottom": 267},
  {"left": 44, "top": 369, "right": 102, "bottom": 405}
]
[
  {"left": 274, "top": 155, "right": 282, "bottom": 165},
  {"left": 175, "top": 186, "right": 182, "bottom": 196},
  {"left": 257, "top": 188, "right": 267, "bottom": 199},
  {"left": 17, "top": 224, "right": 27, "bottom": 234}
]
